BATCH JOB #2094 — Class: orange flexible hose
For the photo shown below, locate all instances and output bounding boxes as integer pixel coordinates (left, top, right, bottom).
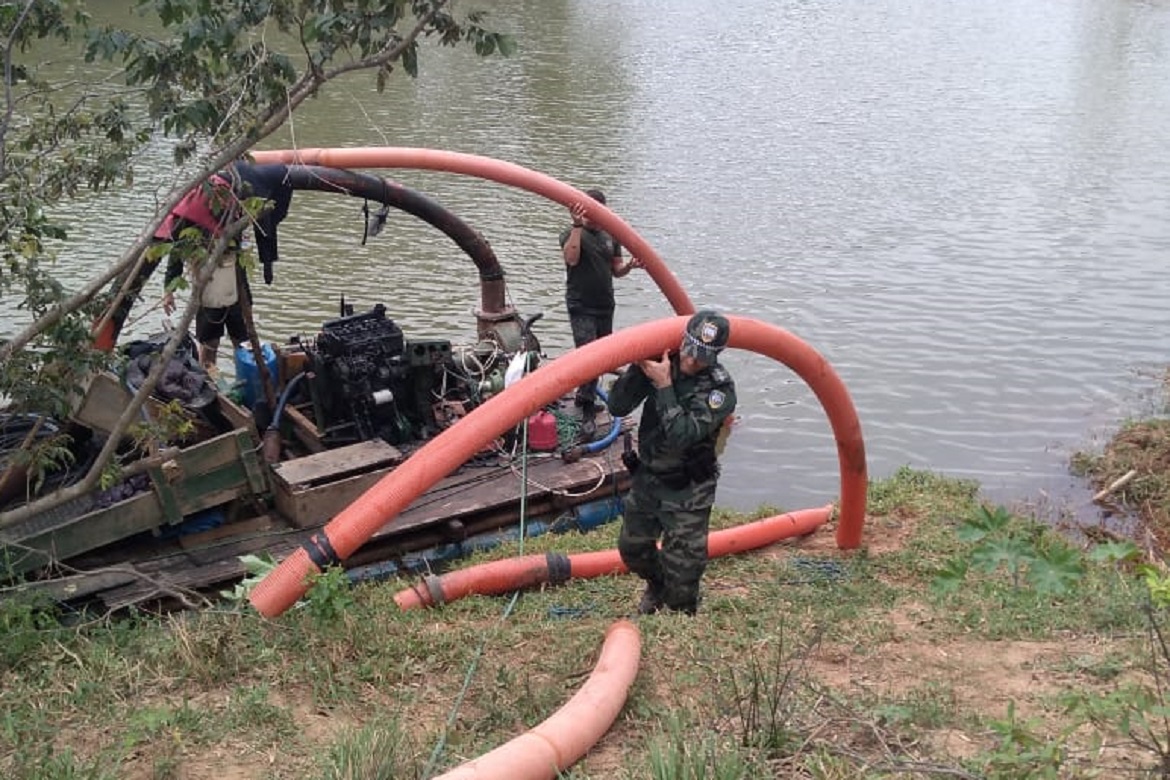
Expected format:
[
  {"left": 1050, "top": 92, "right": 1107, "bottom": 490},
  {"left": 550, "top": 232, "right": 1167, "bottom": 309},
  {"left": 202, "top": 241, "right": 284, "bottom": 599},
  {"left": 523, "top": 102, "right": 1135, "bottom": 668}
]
[
  {"left": 394, "top": 504, "right": 831, "bottom": 609},
  {"left": 432, "top": 619, "right": 642, "bottom": 780},
  {"left": 250, "top": 316, "right": 866, "bottom": 618},
  {"left": 248, "top": 146, "right": 694, "bottom": 316}
]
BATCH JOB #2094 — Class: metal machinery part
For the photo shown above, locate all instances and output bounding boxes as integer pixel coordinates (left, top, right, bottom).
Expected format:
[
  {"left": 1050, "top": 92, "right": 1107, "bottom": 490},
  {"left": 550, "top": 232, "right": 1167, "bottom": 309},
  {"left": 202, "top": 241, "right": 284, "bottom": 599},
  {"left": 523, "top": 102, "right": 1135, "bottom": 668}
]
[
  {"left": 300, "top": 303, "right": 533, "bottom": 450},
  {"left": 304, "top": 304, "right": 412, "bottom": 447},
  {"left": 475, "top": 307, "right": 533, "bottom": 355}
]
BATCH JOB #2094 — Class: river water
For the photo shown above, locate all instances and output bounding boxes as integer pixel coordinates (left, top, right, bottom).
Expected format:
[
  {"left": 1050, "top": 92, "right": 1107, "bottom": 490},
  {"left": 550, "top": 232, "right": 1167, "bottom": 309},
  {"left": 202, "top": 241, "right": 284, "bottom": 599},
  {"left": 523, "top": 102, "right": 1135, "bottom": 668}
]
[{"left": 4, "top": 0, "right": 1169, "bottom": 515}]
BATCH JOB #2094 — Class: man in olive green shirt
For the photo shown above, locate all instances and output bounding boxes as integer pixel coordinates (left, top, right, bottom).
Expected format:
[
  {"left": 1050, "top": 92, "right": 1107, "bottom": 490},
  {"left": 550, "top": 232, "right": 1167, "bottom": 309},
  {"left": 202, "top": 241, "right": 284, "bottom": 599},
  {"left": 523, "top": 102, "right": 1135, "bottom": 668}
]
[{"left": 559, "top": 188, "right": 642, "bottom": 413}]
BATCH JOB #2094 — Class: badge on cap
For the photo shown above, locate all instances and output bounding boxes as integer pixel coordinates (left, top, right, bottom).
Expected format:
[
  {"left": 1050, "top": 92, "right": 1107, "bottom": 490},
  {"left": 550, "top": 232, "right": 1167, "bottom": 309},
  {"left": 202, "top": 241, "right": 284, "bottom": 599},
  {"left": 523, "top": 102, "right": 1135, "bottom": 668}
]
[
  {"left": 700, "top": 320, "right": 719, "bottom": 344},
  {"left": 707, "top": 389, "right": 726, "bottom": 409}
]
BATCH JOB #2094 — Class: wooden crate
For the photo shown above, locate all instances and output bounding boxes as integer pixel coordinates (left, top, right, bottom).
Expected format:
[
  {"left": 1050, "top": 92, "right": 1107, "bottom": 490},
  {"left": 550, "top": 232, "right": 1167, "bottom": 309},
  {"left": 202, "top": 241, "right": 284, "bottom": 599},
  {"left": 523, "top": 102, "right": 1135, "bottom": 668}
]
[
  {"left": 270, "top": 440, "right": 404, "bottom": 528},
  {"left": 3, "top": 428, "right": 267, "bottom": 577},
  {"left": 71, "top": 371, "right": 135, "bottom": 435}
]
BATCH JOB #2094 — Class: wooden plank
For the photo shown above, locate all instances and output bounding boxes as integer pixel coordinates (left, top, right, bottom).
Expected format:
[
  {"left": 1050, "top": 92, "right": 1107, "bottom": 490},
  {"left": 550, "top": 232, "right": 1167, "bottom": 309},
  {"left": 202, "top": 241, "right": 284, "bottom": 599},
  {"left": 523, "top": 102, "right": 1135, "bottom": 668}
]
[
  {"left": 5, "top": 431, "right": 272, "bottom": 577},
  {"left": 176, "top": 429, "right": 254, "bottom": 474},
  {"left": 99, "top": 471, "right": 624, "bottom": 609},
  {"left": 178, "top": 514, "right": 276, "bottom": 548},
  {"left": 1, "top": 569, "right": 141, "bottom": 603},
  {"left": 148, "top": 464, "right": 185, "bottom": 525},
  {"left": 233, "top": 428, "right": 269, "bottom": 496},
  {"left": 3, "top": 492, "right": 164, "bottom": 576},
  {"left": 166, "top": 430, "right": 266, "bottom": 515},
  {"left": 31, "top": 443, "right": 629, "bottom": 610},
  {"left": 215, "top": 394, "right": 257, "bottom": 440},
  {"left": 372, "top": 455, "right": 628, "bottom": 538},
  {"left": 98, "top": 523, "right": 305, "bottom": 610},
  {"left": 271, "top": 440, "right": 403, "bottom": 487},
  {"left": 69, "top": 372, "right": 178, "bottom": 437},
  {"left": 283, "top": 405, "right": 325, "bottom": 453}
]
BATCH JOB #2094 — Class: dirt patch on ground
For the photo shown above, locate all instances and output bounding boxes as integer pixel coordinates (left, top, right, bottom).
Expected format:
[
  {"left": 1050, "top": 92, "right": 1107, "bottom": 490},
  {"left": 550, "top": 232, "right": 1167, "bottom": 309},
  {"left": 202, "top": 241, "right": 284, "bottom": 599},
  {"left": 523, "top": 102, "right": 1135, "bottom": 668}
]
[
  {"left": 795, "top": 512, "right": 1152, "bottom": 772},
  {"left": 813, "top": 605, "right": 1096, "bottom": 728}
]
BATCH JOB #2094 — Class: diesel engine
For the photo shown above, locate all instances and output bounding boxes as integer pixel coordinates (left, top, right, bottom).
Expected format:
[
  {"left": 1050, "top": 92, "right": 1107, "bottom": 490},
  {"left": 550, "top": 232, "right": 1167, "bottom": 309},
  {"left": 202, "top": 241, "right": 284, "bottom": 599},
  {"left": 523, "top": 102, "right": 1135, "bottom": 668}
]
[
  {"left": 303, "top": 304, "right": 417, "bottom": 447},
  {"left": 298, "top": 303, "right": 519, "bottom": 451}
]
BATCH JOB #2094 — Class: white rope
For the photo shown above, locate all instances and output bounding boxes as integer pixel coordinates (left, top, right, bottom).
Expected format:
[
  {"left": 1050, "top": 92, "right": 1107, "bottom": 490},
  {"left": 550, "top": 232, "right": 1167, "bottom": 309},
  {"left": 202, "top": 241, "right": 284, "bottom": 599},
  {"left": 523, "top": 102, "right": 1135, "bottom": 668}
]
[{"left": 508, "top": 453, "right": 608, "bottom": 498}]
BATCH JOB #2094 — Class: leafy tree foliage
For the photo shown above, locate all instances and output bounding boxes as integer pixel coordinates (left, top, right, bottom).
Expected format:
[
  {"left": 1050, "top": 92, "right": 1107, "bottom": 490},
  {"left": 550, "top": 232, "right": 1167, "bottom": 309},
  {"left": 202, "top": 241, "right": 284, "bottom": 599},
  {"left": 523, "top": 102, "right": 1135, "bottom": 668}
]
[{"left": 0, "top": 0, "right": 512, "bottom": 519}]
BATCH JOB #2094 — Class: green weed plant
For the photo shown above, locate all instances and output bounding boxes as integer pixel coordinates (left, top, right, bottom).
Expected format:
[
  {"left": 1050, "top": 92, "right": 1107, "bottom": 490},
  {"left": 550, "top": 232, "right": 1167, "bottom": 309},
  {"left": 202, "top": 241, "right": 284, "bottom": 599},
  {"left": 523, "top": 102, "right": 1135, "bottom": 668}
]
[{"left": 933, "top": 504, "right": 1086, "bottom": 596}]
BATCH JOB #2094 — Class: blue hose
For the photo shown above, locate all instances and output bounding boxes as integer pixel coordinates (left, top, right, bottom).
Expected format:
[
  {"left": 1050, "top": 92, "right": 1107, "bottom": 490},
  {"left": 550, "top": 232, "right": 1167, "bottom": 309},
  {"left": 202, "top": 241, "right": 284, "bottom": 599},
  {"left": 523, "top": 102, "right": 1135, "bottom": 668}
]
[
  {"left": 583, "top": 383, "right": 622, "bottom": 453},
  {"left": 269, "top": 371, "right": 307, "bottom": 431}
]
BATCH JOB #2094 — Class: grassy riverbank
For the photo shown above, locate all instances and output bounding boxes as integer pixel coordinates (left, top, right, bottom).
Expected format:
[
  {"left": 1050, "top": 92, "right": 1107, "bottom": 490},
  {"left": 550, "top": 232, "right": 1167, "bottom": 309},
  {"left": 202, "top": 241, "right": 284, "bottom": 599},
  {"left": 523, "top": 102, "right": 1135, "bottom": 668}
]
[{"left": 2, "top": 467, "right": 1168, "bottom": 779}]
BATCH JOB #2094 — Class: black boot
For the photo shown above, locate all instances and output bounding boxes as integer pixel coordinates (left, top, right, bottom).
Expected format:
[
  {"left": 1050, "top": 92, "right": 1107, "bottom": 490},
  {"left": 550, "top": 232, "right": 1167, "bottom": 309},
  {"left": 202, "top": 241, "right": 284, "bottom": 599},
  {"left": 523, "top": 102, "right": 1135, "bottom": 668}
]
[
  {"left": 637, "top": 580, "right": 664, "bottom": 615},
  {"left": 665, "top": 592, "right": 701, "bottom": 617}
]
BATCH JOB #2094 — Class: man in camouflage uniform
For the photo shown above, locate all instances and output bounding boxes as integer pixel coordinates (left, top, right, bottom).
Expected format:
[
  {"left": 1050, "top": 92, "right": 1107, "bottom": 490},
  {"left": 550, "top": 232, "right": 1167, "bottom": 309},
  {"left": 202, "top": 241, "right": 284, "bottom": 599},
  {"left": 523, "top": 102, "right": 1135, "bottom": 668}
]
[{"left": 607, "top": 310, "right": 737, "bottom": 615}]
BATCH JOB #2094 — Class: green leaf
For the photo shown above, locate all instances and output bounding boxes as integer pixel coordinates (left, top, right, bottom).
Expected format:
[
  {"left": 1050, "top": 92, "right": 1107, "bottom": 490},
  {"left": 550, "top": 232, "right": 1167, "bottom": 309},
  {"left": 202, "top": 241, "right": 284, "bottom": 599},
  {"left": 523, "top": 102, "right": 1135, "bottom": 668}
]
[
  {"left": 970, "top": 537, "right": 1034, "bottom": 574},
  {"left": 931, "top": 558, "right": 969, "bottom": 593},
  {"left": 1138, "top": 564, "right": 1170, "bottom": 607},
  {"left": 957, "top": 504, "right": 1011, "bottom": 543},
  {"left": 975, "top": 504, "right": 1012, "bottom": 531},
  {"left": 1085, "top": 540, "right": 1139, "bottom": 565},
  {"left": 1027, "top": 553, "right": 1085, "bottom": 596},
  {"left": 238, "top": 553, "right": 278, "bottom": 577},
  {"left": 474, "top": 36, "right": 495, "bottom": 57},
  {"left": 496, "top": 34, "right": 517, "bottom": 57},
  {"left": 956, "top": 521, "right": 990, "bottom": 543},
  {"left": 402, "top": 42, "right": 418, "bottom": 78},
  {"left": 1039, "top": 543, "right": 1085, "bottom": 573},
  {"left": 145, "top": 242, "right": 172, "bottom": 262}
]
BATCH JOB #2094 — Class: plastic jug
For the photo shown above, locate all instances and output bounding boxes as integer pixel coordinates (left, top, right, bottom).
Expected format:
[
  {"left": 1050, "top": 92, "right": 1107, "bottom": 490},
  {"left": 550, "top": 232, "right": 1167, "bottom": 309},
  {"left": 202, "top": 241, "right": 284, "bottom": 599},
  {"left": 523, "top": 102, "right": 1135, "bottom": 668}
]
[
  {"left": 234, "top": 343, "right": 278, "bottom": 408},
  {"left": 527, "top": 410, "right": 559, "bottom": 451}
]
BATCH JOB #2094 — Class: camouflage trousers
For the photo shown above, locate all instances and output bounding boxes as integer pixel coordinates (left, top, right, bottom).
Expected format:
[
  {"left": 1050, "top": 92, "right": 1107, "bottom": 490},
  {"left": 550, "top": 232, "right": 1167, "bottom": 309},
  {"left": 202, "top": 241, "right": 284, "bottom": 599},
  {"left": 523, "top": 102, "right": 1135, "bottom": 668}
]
[
  {"left": 618, "top": 470, "right": 717, "bottom": 613},
  {"left": 568, "top": 311, "right": 613, "bottom": 407}
]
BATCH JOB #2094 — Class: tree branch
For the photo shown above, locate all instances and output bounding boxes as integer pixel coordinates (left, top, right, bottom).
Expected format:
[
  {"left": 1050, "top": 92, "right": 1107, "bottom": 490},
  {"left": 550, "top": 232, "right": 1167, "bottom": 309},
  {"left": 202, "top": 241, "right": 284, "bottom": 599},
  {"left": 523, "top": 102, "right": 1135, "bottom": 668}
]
[
  {"left": 0, "top": 0, "right": 38, "bottom": 177},
  {"left": 1, "top": 0, "right": 479, "bottom": 528},
  {"left": 1, "top": 553, "right": 212, "bottom": 612},
  {"left": 2, "top": 0, "right": 454, "bottom": 362},
  {"left": 0, "top": 221, "right": 248, "bottom": 525}
]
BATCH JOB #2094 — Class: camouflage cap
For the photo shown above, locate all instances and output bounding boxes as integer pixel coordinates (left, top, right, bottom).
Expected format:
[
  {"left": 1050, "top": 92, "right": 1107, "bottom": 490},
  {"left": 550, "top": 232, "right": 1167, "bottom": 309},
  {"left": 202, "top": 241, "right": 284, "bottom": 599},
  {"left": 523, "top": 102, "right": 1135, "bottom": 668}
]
[{"left": 680, "top": 310, "right": 730, "bottom": 365}]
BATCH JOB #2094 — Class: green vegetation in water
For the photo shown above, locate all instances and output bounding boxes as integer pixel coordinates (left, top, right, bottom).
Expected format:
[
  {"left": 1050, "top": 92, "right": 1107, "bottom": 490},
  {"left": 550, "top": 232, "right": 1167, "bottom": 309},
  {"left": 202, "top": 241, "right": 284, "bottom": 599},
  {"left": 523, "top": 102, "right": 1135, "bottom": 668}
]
[{"left": 2, "top": 467, "right": 1169, "bottom": 779}]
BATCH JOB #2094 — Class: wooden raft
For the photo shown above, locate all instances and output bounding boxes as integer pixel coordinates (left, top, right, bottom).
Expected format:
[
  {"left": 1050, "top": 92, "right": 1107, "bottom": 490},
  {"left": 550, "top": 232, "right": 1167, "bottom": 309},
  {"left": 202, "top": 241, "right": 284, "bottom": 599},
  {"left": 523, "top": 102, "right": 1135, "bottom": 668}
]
[{"left": 18, "top": 451, "right": 629, "bottom": 611}]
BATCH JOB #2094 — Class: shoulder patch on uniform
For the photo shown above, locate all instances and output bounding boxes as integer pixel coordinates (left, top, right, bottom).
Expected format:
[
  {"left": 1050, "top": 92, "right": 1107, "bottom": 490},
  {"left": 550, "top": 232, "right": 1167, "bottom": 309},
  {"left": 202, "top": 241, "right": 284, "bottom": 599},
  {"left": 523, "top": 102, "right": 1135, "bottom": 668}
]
[
  {"left": 710, "top": 366, "right": 730, "bottom": 384},
  {"left": 707, "top": 389, "right": 726, "bottom": 410}
]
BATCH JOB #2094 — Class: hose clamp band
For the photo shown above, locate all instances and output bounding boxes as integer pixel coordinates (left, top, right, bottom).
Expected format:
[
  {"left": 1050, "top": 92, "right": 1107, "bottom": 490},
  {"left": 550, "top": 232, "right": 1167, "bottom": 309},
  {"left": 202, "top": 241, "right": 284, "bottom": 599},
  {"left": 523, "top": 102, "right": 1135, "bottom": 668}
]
[
  {"left": 423, "top": 574, "right": 446, "bottom": 606},
  {"left": 546, "top": 552, "right": 571, "bottom": 586},
  {"left": 301, "top": 532, "right": 340, "bottom": 570}
]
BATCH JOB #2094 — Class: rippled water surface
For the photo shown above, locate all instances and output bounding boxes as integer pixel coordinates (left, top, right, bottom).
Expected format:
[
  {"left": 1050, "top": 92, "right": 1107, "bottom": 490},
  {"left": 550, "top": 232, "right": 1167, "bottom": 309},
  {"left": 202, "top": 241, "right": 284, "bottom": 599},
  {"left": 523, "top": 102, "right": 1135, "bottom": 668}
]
[{"left": 5, "top": 0, "right": 1169, "bottom": 513}]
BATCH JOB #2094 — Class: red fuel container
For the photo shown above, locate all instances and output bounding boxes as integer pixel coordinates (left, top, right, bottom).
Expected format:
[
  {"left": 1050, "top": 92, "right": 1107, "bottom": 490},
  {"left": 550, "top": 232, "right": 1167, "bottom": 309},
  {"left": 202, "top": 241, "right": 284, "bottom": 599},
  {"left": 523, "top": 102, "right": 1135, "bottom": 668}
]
[{"left": 527, "top": 410, "right": 559, "bottom": 451}]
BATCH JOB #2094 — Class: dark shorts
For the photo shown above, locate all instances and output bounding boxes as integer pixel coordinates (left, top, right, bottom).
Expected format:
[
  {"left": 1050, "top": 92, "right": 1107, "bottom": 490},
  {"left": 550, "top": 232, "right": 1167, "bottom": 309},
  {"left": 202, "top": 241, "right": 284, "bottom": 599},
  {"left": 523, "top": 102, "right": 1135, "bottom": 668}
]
[{"left": 196, "top": 303, "right": 248, "bottom": 346}]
